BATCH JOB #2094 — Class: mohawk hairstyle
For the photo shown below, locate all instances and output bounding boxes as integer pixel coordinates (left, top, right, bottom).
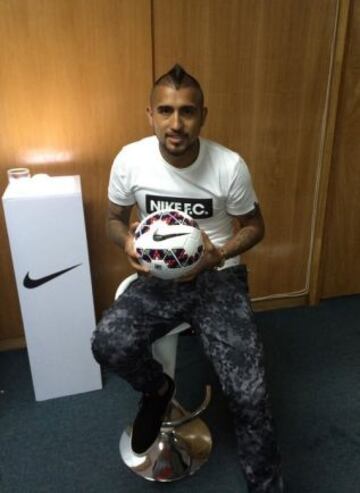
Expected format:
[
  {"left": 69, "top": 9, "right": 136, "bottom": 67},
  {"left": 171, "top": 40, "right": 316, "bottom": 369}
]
[{"left": 153, "top": 64, "right": 204, "bottom": 106}]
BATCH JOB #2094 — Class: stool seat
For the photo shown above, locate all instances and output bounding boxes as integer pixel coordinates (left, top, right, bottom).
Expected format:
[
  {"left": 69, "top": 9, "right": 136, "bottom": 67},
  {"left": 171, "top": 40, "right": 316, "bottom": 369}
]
[{"left": 115, "top": 273, "right": 212, "bottom": 482}]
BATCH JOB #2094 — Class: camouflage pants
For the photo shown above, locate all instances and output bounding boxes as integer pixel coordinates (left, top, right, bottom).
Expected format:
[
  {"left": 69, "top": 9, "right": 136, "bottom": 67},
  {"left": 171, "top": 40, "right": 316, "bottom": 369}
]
[{"left": 91, "top": 265, "right": 283, "bottom": 493}]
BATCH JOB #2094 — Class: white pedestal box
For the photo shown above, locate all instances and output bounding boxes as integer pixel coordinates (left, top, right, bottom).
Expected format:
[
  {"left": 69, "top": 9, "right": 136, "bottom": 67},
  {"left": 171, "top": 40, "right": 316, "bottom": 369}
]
[{"left": 2, "top": 175, "right": 102, "bottom": 401}]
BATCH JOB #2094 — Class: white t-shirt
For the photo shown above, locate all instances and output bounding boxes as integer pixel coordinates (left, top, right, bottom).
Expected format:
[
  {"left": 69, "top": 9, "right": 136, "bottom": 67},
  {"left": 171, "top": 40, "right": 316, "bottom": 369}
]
[{"left": 108, "top": 136, "right": 258, "bottom": 267}]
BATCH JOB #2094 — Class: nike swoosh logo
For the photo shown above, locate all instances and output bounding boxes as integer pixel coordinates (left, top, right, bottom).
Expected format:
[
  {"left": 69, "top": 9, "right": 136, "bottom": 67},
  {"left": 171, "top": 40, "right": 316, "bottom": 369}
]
[
  {"left": 23, "top": 264, "right": 82, "bottom": 289},
  {"left": 153, "top": 232, "right": 190, "bottom": 242}
]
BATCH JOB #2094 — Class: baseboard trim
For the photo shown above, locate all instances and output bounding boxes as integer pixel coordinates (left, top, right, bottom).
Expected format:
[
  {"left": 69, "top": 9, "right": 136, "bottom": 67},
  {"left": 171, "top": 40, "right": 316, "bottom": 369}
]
[
  {"left": 0, "top": 336, "right": 26, "bottom": 352},
  {"left": 252, "top": 294, "right": 308, "bottom": 312}
]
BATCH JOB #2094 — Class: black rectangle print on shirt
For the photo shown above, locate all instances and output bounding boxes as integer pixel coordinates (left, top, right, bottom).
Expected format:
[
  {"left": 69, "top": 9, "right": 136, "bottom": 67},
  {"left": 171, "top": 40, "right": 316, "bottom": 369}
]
[{"left": 145, "top": 194, "right": 213, "bottom": 219}]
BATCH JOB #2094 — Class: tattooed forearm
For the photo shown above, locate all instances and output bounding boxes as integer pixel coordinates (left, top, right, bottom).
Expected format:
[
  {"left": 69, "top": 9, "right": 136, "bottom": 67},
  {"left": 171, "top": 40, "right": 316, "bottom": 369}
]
[{"left": 222, "top": 203, "right": 265, "bottom": 259}]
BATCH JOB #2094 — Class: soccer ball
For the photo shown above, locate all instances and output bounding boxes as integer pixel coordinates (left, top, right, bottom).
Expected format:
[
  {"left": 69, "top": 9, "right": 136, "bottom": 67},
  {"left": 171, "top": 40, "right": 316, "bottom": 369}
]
[{"left": 134, "top": 209, "right": 204, "bottom": 280}]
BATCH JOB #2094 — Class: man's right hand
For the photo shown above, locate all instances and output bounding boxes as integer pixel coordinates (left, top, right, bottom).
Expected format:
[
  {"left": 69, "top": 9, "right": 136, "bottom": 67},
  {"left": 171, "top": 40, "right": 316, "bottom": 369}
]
[
  {"left": 124, "top": 222, "right": 150, "bottom": 276},
  {"left": 106, "top": 202, "right": 149, "bottom": 276}
]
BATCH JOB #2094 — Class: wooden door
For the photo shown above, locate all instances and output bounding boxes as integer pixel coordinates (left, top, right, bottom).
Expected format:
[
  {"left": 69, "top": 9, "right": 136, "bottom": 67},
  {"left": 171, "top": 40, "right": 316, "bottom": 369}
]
[{"left": 0, "top": 0, "right": 152, "bottom": 348}]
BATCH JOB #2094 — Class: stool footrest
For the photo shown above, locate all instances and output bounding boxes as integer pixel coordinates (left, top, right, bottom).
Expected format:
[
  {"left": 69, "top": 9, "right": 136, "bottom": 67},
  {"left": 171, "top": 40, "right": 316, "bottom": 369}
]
[{"left": 161, "top": 385, "right": 211, "bottom": 429}]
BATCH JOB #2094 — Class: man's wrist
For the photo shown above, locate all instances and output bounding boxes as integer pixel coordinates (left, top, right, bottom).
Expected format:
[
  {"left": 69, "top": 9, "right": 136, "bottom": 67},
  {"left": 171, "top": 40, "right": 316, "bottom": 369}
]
[{"left": 215, "top": 247, "right": 227, "bottom": 269}]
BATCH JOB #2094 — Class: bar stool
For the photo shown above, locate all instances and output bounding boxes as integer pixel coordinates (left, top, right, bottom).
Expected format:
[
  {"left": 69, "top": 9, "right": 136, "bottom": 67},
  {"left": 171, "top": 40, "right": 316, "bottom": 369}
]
[{"left": 115, "top": 273, "right": 212, "bottom": 482}]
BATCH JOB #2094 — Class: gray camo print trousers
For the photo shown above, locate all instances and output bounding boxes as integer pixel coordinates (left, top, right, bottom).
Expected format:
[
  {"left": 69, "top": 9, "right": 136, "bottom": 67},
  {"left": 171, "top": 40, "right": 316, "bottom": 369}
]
[{"left": 91, "top": 265, "right": 283, "bottom": 493}]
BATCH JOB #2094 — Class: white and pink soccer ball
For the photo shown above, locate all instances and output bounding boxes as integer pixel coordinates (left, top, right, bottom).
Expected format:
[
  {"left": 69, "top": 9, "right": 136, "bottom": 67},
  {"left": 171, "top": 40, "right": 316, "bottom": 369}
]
[{"left": 134, "top": 209, "right": 204, "bottom": 280}]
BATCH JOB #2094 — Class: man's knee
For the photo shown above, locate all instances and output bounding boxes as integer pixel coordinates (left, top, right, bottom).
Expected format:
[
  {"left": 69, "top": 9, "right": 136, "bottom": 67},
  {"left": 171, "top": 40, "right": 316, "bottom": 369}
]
[
  {"left": 91, "top": 314, "right": 125, "bottom": 367},
  {"left": 91, "top": 327, "right": 114, "bottom": 367},
  {"left": 91, "top": 312, "right": 148, "bottom": 370}
]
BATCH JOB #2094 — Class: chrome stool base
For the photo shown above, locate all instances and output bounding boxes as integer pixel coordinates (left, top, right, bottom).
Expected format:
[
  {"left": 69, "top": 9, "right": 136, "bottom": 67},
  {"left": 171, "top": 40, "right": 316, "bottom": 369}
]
[{"left": 119, "top": 388, "right": 212, "bottom": 482}]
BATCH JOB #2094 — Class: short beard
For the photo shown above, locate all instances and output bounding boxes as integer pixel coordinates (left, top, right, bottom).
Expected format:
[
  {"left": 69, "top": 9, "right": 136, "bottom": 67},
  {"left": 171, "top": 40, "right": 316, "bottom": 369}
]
[
  {"left": 161, "top": 138, "right": 199, "bottom": 157},
  {"left": 160, "top": 141, "right": 188, "bottom": 157}
]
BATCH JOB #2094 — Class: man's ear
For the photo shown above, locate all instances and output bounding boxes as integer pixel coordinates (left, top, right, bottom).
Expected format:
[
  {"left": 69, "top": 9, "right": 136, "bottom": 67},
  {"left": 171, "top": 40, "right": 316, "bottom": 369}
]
[
  {"left": 201, "top": 107, "right": 208, "bottom": 127},
  {"left": 146, "top": 106, "right": 153, "bottom": 126}
]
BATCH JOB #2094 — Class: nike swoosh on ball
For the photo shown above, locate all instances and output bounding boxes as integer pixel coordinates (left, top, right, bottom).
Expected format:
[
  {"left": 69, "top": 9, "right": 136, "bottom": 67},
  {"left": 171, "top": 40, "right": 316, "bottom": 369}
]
[{"left": 153, "top": 232, "right": 190, "bottom": 242}]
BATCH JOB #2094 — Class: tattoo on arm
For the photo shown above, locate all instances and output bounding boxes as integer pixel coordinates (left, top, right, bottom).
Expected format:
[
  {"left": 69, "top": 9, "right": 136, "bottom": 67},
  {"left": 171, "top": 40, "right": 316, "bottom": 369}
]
[
  {"left": 242, "top": 202, "right": 260, "bottom": 220},
  {"left": 107, "top": 202, "right": 133, "bottom": 248},
  {"left": 224, "top": 203, "right": 264, "bottom": 258}
]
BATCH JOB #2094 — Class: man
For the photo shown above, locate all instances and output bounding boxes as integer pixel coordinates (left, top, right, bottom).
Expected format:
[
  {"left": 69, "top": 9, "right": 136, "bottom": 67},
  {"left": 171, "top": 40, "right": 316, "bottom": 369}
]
[{"left": 92, "top": 64, "right": 283, "bottom": 493}]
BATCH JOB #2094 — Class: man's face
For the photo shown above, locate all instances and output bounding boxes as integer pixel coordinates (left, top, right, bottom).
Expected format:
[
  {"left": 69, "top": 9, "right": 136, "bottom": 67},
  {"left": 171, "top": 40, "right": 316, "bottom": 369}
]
[{"left": 147, "top": 85, "right": 207, "bottom": 165}]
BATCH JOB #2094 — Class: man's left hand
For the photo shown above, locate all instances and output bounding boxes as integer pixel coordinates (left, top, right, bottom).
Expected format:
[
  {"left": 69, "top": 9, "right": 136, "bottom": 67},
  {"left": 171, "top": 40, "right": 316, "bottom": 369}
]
[{"left": 177, "top": 231, "right": 225, "bottom": 282}]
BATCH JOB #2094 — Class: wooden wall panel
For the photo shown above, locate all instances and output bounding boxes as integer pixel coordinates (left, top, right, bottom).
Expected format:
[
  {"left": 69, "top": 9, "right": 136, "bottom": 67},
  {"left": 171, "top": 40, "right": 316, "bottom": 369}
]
[
  {"left": 0, "top": 0, "right": 354, "bottom": 348},
  {"left": 0, "top": 0, "right": 152, "bottom": 344},
  {"left": 320, "top": 0, "right": 360, "bottom": 298},
  {"left": 152, "top": 0, "right": 338, "bottom": 298}
]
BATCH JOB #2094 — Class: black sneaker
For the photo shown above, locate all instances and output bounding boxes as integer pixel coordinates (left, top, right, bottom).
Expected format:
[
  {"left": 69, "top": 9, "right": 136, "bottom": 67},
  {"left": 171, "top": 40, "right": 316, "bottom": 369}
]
[{"left": 131, "top": 374, "right": 175, "bottom": 455}]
